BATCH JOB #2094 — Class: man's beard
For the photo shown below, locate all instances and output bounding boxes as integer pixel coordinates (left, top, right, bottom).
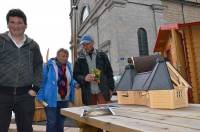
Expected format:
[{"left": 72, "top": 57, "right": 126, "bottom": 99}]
[{"left": 85, "top": 48, "right": 94, "bottom": 54}]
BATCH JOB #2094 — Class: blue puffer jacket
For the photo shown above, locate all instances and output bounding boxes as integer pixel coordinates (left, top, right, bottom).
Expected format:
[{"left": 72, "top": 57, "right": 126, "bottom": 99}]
[{"left": 36, "top": 58, "right": 75, "bottom": 107}]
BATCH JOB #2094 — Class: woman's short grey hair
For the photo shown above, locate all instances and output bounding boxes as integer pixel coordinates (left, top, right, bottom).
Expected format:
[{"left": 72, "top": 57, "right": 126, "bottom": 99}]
[{"left": 56, "top": 48, "right": 69, "bottom": 56}]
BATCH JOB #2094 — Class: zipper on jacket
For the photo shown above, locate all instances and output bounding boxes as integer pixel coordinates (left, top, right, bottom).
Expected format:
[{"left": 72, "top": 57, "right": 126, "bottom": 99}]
[
  {"left": 14, "top": 48, "right": 21, "bottom": 95},
  {"left": 14, "top": 87, "right": 17, "bottom": 95}
]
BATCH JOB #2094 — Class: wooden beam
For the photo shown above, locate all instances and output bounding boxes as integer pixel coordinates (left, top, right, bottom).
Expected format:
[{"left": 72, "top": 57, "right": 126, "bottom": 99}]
[{"left": 167, "top": 62, "right": 191, "bottom": 88}]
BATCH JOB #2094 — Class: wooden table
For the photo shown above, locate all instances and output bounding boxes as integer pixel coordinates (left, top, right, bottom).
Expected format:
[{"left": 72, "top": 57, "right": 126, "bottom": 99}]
[{"left": 61, "top": 104, "right": 200, "bottom": 132}]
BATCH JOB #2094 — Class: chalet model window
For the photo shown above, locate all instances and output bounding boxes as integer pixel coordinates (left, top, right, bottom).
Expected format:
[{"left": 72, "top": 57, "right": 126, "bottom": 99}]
[
  {"left": 137, "top": 28, "right": 149, "bottom": 56},
  {"left": 80, "top": 6, "right": 90, "bottom": 23}
]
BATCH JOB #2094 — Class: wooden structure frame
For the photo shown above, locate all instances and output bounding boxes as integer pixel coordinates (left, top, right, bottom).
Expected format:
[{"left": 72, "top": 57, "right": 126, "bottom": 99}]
[
  {"left": 33, "top": 100, "right": 46, "bottom": 122},
  {"left": 154, "top": 21, "right": 200, "bottom": 103}
]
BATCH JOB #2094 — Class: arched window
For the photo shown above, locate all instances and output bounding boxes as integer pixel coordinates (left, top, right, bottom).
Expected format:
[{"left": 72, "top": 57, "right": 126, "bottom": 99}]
[
  {"left": 137, "top": 28, "right": 149, "bottom": 56},
  {"left": 80, "top": 6, "right": 89, "bottom": 23}
]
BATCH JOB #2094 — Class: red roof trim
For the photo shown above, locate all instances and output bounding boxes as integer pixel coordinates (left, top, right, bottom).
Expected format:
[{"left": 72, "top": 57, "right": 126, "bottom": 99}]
[
  {"left": 160, "top": 21, "right": 200, "bottom": 30},
  {"left": 160, "top": 23, "right": 179, "bottom": 30},
  {"left": 178, "top": 21, "right": 200, "bottom": 28},
  {"left": 154, "top": 21, "right": 200, "bottom": 52}
]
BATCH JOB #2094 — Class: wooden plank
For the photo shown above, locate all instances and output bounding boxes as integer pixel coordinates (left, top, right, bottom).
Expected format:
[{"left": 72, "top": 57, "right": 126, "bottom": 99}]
[
  {"left": 167, "top": 62, "right": 191, "bottom": 88},
  {"left": 171, "top": 75, "right": 180, "bottom": 86},
  {"left": 171, "top": 29, "right": 187, "bottom": 79},
  {"left": 35, "top": 99, "right": 44, "bottom": 108},
  {"left": 193, "top": 28, "right": 200, "bottom": 98},
  {"left": 114, "top": 107, "right": 200, "bottom": 130},
  {"left": 184, "top": 27, "right": 200, "bottom": 103},
  {"left": 94, "top": 114, "right": 199, "bottom": 132},
  {"left": 74, "top": 87, "right": 83, "bottom": 107},
  {"left": 33, "top": 107, "right": 46, "bottom": 122},
  {"left": 118, "top": 104, "right": 200, "bottom": 119},
  {"left": 61, "top": 104, "right": 200, "bottom": 132},
  {"left": 61, "top": 108, "right": 138, "bottom": 132},
  {"left": 34, "top": 99, "right": 46, "bottom": 122}
]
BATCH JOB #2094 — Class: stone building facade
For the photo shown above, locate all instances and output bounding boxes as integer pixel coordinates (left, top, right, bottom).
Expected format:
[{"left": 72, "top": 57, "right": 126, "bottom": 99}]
[
  {"left": 70, "top": 0, "right": 200, "bottom": 76},
  {"left": 162, "top": 0, "right": 200, "bottom": 23}
]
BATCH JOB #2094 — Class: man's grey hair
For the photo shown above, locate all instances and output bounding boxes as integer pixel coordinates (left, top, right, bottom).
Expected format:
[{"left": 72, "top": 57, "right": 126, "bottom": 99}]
[{"left": 56, "top": 48, "right": 69, "bottom": 56}]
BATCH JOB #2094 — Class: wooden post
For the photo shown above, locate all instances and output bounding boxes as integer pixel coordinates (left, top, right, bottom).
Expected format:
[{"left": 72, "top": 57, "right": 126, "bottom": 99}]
[
  {"left": 33, "top": 100, "right": 46, "bottom": 122},
  {"left": 184, "top": 27, "right": 200, "bottom": 103},
  {"left": 171, "top": 29, "right": 187, "bottom": 79},
  {"left": 46, "top": 48, "right": 49, "bottom": 62}
]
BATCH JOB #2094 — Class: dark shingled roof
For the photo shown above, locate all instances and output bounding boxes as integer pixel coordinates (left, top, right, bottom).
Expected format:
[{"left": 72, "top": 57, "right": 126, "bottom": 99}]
[
  {"left": 116, "top": 55, "right": 173, "bottom": 91},
  {"left": 116, "top": 65, "right": 136, "bottom": 91}
]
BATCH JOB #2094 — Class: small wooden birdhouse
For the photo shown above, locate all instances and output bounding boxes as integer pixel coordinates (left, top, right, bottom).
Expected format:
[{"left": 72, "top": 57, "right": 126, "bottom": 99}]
[{"left": 116, "top": 55, "right": 190, "bottom": 109}]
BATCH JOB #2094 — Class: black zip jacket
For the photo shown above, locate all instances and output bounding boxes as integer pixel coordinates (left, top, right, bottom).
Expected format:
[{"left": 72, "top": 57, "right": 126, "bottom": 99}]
[
  {"left": 73, "top": 49, "right": 115, "bottom": 105},
  {"left": 0, "top": 32, "right": 43, "bottom": 94}
]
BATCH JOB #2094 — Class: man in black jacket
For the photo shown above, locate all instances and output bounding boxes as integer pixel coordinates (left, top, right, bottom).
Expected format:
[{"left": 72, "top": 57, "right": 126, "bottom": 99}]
[
  {"left": 0, "top": 9, "right": 43, "bottom": 132},
  {"left": 73, "top": 35, "right": 115, "bottom": 105}
]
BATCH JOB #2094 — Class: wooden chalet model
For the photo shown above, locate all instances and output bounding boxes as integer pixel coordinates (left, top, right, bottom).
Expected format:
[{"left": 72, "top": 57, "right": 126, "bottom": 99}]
[{"left": 116, "top": 55, "right": 190, "bottom": 109}]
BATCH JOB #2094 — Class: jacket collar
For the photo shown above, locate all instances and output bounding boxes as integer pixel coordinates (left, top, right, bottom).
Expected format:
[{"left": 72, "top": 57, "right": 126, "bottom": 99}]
[
  {"left": 79, "top": 49, "right": 98, "bottom": 59},
  {"left": 47, "top": 58, "right": 69, "bottom": 67},
  {"left": 0, "top": 31, "right": 33, "bottom": 45}
]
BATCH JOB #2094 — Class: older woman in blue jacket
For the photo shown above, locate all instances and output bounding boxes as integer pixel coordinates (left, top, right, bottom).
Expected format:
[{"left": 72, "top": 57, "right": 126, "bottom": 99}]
[{"left": 37, "top": 48, "right": 75, "bottom": 132}]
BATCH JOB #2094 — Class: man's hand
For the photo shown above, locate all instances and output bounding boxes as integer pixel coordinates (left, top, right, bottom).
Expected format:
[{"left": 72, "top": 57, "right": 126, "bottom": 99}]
[
  {"left": 85, "top": 74, "right": 95, "bottom": 82},
  {"left": 28, "top": 89, "right": 36, "bottom": 96},
  {"left": 110, "top": 90, "right": 113, "bottom": 97}
]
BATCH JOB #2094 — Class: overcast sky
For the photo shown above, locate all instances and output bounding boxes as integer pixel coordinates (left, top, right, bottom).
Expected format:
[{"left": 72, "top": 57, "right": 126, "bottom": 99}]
[{"left": 0, "top": 0, "right": 71, "bottom": 62}]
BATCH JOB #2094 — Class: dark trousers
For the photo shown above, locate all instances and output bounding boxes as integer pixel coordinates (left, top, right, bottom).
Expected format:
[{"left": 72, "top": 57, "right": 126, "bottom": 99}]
[
  {"left": 91, "top": 93, "right": 108, "bottom": 105},
  {"left": 45, "top": 101, "right": 68, "bottom": 132},
  {"left": 0, "top": 93, "right": 35, "bottom": 132}
]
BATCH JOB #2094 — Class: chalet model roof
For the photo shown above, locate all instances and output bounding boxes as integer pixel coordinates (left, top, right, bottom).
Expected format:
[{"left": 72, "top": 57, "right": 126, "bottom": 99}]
[{"left": 116, "top": 55, "right": 174, "bottom": 91}]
